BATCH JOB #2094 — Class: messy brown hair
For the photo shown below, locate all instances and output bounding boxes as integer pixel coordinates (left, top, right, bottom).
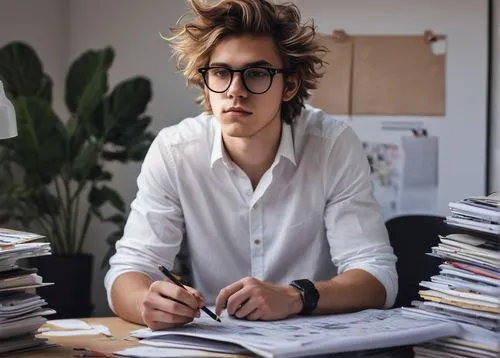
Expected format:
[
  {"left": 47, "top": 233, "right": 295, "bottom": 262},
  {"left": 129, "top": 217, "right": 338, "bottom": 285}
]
[{"left": 165, "top": 0, "right": 326, "bottom": 124}]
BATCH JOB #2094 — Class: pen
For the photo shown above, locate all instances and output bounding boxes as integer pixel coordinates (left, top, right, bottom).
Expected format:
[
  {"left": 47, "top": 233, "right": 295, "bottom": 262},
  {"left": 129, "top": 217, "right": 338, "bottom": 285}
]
[{"left": 158, "top": 265, "right": 221, "bottom": 322}]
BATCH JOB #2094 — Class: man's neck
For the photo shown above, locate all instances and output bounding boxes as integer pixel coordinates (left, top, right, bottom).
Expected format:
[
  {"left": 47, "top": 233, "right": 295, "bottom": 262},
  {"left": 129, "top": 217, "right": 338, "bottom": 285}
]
[{"left": 223, "top": 119, "right": 282, "bottom": 189}]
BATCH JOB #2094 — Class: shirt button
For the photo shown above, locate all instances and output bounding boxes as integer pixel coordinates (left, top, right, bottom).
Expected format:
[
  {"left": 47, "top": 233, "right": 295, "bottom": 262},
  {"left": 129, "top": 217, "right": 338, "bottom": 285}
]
[
  {"left": 246, "top": 190, "right": 252, "bottom": 196},
  {"left": 253, "top": 204, "right": 258, "bottom": 210},
  {"left": 254, "top": 239, "right": 261, "bottom": 245}
]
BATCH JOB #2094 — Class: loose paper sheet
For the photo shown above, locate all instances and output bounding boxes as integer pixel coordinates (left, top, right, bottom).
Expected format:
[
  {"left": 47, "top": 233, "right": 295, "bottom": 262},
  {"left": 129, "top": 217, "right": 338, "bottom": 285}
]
[
  {"left": 41, "top": 322, "right": 111, "bottom": 337},
  {"left": 115, "top": 346, "right": 232, "bottom": 357},
  {"left": 46, "top": 319, "right": 92, "bottom": 330}
]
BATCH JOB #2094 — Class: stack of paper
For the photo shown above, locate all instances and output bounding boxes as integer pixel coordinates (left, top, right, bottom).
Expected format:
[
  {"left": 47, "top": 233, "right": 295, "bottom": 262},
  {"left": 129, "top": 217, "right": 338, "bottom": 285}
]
[
  {"left": 445, "top": 194, "right": 500, "bottom": 235},
  {"left": 0, "top": 228, "right": 56, "bottom": 354},
  {"left": 403, "top": 195, "right": 500, "bottom": 357}
]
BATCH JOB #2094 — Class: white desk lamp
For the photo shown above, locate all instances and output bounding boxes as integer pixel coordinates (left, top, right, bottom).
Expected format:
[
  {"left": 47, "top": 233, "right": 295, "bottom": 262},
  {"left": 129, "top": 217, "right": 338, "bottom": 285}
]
[{"left": 0, "top": 80, "right": 17, "bottom": 139}]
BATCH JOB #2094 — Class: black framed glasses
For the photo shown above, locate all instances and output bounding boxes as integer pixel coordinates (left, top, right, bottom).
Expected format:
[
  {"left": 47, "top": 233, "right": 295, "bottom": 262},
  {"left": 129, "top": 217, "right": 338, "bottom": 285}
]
[{"left": 198, "top": 66, "right": 285, "bottom": 94}]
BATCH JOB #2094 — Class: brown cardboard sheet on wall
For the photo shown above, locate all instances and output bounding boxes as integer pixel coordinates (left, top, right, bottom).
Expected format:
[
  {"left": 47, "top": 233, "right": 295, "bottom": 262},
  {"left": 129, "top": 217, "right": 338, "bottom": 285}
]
[
  {"left": 307, "top": 33, "right": 353, "bottom": 115},
  {"left": 352, "top": 35, "right": 445, "bottom": 116},
  {"left": 308, "top": 33, "right": 446, "bottom": 116}
]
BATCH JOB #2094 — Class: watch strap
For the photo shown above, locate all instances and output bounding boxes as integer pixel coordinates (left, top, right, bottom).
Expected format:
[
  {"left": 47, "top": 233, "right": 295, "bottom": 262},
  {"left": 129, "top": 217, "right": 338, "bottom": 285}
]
[{"left": 290, "top": 279, "right": 319, "bottom": 315}]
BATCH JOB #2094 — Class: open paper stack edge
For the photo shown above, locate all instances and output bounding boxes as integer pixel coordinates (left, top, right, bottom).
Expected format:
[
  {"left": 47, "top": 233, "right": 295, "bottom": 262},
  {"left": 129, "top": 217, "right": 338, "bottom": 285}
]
[
  {"left": 0, "top": 228, "right": 56, "bottom": 355},
  {"left": 403, "top": 193, "right": 500, "bottom": 357}
]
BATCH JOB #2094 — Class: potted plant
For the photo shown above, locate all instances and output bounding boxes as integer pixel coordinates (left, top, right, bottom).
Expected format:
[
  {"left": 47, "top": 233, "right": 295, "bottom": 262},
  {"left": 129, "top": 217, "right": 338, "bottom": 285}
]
[{"left": 0, "top": 42, "right": 154, "bottom": 318}]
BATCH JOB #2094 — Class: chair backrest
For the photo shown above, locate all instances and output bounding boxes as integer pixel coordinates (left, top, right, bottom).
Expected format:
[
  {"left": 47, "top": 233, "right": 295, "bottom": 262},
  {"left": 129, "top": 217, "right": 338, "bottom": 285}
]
[{"left": 385, "top": 215, "right": 452, "bottom": 308}]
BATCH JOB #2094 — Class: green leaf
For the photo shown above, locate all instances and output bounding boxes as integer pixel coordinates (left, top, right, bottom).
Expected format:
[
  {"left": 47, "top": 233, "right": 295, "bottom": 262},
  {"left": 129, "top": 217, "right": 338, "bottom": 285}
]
[
  {"left": 72, "top": 141, "right": 99, "bottom": 181},
  {"left": 0, "top": 42, "right": 47, "bottom": 99},
  {"left": 108, "top": 77, "right": 152, "bottom": 121},
  {"left": 11, "top": 97, "right": 66, "bottom": 183},
  {"left": 30, "top": 189, "right": 60, "bottom": 216},
  {"left": 88, "top": 186, "right": 106, "bottom": 207},
  {"left": 65, "top": 47, "right": 114, "bottom": 122},
  {"left": 101, "top": 149, "right": 128, "bottom": 162},
  {"left": 102, "top": 129, "right": 153, "bottom": 163},
  {"left": 130, "top": 116, "right": 152, "bottom": 135},
  {"left": 102, "top": 78, "right": 152, "bottom": 146},
  {"left": 100, "top": 186, "right": 125, "bottom": 212},
  {"left": 127, "top": 140, "right": 153, "bottom": 161},
  {"left": 37, "top": 74, "right": 53, "bottom": 103},
  {"left": 88, "top": 185, "right": 125, "bottom": 212},
  {"left": 90, "top": 205, "right": 104, "bottom": 221},
  {"left": 106, "top": 116, "right": 152, "bottom": 146},
  {"left": 67, "top": 115, "right": 92, "bottom": 162},
  {"left": 87, "top": 165, "right": 112, "bottom": 181},
  {"left": 88, "top": 101, "right": 107, "bottom": 138}
]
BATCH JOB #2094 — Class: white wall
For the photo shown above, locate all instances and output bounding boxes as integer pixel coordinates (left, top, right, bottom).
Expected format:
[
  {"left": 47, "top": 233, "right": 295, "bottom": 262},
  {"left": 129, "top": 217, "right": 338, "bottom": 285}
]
[
  {"left": 0, "top": 0, "right": 68, "bottom": 117},
  {"left": 492, "top": 0, "right": 500, "bottom": 191},
  {"left": 0, "top": 0, "right": 497, "bottom": 316},
  {"left": 296, "top": 0, "right": 489, "bottom": 214}
]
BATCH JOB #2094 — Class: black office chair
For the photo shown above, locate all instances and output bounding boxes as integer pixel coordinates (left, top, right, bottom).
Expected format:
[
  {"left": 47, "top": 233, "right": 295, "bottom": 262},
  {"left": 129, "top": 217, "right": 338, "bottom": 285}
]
[{"left": 385, "top": 215, "right": 453, "bottom": 308}]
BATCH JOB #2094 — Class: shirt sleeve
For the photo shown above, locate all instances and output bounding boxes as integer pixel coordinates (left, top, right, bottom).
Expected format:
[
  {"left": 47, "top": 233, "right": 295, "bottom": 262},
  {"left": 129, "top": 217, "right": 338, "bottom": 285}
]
[
  {"left": 323, "top": 126, "right": 398, "bottom": 308},
  {"left": 104, "top": 129, "right": 184, "bottom": 313}
]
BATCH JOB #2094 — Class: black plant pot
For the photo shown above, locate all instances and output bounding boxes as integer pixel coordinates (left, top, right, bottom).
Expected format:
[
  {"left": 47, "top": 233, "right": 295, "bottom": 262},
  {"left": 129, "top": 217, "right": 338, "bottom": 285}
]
[{"left": 30, "top": 254, "right": 94, "bottom": 319}]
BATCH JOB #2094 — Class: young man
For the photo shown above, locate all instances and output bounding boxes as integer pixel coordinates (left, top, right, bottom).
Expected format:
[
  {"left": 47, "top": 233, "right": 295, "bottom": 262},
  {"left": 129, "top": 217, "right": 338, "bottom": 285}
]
[{"left": 105, "top": 0, "right": 397, "bottom": 330}]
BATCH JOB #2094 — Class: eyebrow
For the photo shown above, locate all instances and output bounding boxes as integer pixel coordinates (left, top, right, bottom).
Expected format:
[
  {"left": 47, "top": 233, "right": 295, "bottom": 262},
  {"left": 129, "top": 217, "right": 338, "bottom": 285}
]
[{"left": 208, "top": 60, "right": 275, "bottom": 68}]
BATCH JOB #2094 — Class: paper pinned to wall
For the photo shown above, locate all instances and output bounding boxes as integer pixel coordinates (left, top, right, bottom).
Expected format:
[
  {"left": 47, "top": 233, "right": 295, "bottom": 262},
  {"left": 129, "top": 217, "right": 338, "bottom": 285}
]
[
  {"left": 401, "top": 136, "right": 438, "bottom": 187},
  {"left": 362, "top": 128, "right": 440, "bottom": 219},
  {"left": 363, "top": 141, "right": 401, "bottom": 219},
  {"left": 400, "top": 135, "right": 439, "bottom": 212},
  {"left": 431, "top": 40, "right": 446, "bottom": 55}
]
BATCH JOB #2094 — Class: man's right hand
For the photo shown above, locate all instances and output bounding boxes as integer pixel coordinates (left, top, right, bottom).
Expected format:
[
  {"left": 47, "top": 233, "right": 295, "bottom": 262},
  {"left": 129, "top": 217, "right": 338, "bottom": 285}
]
[{"left": 140, "top": 280, "right": 205, "bottom": 330}]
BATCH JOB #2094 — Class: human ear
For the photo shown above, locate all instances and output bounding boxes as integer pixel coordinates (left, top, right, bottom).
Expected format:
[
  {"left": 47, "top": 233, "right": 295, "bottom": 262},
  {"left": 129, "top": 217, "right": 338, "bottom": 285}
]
[{"left": 282, "top": 74, "right": 300, "bottom": 102}]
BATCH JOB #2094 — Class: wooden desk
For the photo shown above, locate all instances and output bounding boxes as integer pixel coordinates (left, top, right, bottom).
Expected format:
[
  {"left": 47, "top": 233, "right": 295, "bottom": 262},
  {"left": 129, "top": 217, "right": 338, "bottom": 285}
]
[{"left": 16, "top": 317, "right": 142, "bottom": 357}]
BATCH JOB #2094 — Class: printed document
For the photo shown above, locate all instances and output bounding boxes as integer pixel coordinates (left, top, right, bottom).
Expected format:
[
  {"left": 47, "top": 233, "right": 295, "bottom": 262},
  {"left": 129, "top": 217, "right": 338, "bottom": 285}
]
[{"left": 126, "top": 309, "right": 460, "bottom": 358}]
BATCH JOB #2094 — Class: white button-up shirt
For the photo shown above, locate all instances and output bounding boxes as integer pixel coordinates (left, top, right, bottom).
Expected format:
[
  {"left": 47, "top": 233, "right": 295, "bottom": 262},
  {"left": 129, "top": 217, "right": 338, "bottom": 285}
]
[{"left": 105, "top": 106, "right": 398, "bottom": 311}]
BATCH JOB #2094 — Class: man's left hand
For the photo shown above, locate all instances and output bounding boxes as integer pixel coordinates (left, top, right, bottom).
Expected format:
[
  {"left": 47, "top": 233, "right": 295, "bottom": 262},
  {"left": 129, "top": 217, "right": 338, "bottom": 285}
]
[{"left": 215, "top": 277, "right": 303, "bottom": 321}]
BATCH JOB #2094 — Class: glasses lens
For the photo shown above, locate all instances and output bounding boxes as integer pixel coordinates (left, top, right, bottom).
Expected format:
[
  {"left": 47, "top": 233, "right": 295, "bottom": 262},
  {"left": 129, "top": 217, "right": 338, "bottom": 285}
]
[
  {"left": 206, "top": 68, "right": 232, "bottom": 92},
  {"left": 243, "top": 68, "right": 272, "bottom": 94}
]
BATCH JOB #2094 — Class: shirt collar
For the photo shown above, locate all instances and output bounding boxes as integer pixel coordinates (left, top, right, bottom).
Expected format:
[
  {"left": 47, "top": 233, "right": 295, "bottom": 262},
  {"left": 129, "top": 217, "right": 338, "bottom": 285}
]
[
  {"left": 275, "top": 122, "right": 296, "bottom": 166},
  {"left": 210, "top": 120, "right": 234, "bottom": 170},
  {"left": 210, "top": 120, "right": 297, "bottom": 170}
]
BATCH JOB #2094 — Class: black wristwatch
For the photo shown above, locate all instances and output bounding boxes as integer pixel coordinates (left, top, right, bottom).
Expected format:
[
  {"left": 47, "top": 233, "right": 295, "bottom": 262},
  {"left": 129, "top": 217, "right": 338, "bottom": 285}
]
[{"left": 289, "top": 279, "right": 319, "bottom": 315}]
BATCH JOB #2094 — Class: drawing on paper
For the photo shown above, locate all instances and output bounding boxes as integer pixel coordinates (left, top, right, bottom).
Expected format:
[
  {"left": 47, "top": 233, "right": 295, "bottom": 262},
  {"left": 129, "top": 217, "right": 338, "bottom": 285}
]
[{"left": 131, "top": 308, "right": 459, "bottom": 354}]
